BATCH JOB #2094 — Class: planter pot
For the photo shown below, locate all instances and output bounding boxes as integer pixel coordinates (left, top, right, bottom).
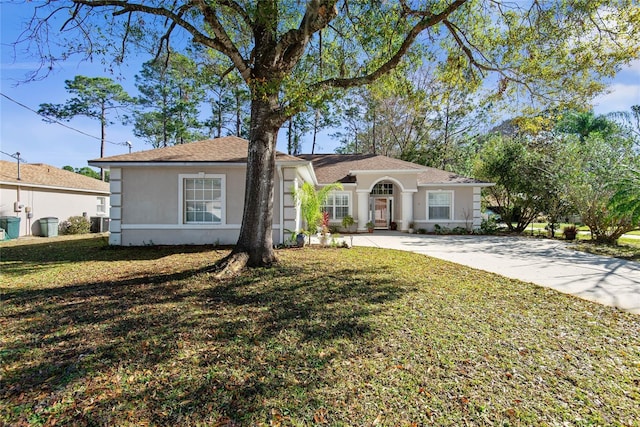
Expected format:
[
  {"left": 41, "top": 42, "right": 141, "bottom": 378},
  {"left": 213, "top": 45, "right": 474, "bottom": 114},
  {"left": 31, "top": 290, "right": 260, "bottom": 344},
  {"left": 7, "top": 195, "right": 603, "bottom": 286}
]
[{"left": 408, "top": 228, "right": 414, "bottom": 234}]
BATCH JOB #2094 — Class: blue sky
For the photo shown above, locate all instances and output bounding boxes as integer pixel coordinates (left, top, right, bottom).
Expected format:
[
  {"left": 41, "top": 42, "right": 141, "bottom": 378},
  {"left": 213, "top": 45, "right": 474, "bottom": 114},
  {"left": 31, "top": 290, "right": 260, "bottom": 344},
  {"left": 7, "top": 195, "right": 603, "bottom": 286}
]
[{"left": 1, "top": 2, "right": 639, "bottom": 170}]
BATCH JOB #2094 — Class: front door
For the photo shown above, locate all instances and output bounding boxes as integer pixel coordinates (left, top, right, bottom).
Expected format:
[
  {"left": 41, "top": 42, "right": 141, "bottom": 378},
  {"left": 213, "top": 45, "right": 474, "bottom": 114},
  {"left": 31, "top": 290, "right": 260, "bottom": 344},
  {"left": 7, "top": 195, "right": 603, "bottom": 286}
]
[{"left": 373, "top": 197, "right": 388, "bottom": 228}]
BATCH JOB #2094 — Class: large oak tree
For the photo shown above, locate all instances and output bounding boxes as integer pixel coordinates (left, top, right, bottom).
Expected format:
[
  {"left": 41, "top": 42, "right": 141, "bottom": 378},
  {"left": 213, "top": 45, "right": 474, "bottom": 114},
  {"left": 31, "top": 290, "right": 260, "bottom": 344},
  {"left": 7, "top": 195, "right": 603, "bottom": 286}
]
[{"left": 19, "top": 0, "right": 640, "bottom": 271}]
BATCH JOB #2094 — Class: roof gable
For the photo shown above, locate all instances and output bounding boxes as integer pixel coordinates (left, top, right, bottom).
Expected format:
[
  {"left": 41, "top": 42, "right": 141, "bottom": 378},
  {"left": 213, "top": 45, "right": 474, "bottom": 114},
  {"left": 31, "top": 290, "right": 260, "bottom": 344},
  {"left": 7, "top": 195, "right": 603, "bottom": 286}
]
[
  {"left": 298, "top": 154, "right": 487, "bottom": 185},
  {"left": 297, "top": 154, "right": 426, "bottom": 183},
  {"left": 91, "top": 137, "right": 301, "bottom": 164},
  {"left": 0, "top": 160, "right": 110, "bottom": 193}
]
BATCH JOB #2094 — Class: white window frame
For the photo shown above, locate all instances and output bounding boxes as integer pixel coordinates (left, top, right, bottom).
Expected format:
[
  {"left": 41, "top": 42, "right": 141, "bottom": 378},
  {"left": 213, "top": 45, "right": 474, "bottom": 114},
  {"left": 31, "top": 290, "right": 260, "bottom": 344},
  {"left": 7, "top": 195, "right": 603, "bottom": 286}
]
[
  {"left": 96, "top": 196, "right": 107, "bottom": 216},
  {"left": 427, "top": 190, "right": 454, "bottom": 221},
  {"left": 322, "top": 191, "right": 352, "bottom": 220},
  {"left": 178, "top": 173, "right": 226, "bottom": 225}
]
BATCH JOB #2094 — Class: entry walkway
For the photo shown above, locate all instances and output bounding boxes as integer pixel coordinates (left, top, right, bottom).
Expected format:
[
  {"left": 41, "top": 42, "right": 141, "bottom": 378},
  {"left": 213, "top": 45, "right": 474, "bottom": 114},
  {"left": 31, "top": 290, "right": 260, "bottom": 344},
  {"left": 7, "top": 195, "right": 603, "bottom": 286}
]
[{"left": 351, "top": 232, "right": 640, "bottom": 314}]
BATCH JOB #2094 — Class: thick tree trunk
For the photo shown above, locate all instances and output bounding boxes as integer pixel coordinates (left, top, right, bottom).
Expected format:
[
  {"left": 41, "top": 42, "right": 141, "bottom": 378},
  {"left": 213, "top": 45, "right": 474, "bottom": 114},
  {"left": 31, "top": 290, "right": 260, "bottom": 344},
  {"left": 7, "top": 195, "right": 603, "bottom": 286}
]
[{"left": 214, "top": 97, "right": 279, "bottom": 276}]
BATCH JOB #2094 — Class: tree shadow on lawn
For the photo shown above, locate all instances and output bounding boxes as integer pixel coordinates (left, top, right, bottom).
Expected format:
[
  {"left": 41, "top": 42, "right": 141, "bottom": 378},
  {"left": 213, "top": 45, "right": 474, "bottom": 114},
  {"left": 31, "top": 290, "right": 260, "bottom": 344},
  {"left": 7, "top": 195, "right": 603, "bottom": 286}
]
[
  {"left": 1, "top": 258, "right": 410, "bottom": 425},
  {"left": 0, "top": 236, "right": 228, "bottom": 279}
]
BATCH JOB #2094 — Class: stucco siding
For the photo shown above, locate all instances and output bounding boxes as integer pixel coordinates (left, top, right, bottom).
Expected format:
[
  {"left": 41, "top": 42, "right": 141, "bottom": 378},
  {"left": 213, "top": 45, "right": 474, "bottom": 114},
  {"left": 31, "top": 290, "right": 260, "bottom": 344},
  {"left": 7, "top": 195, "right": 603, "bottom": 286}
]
[
  {"left": 120, "top": 226, "right": 281, "bottom": 246},
  {"left": 413, "top": 186, "right": 477, "bottom": 231},
  {"left": 0, "top": 184, "right": 108, "bottom": 237},
  {"left": 117, "top": 165, "right": 285, "bottom": 245},
  {"left": 121, "top": 167, "right": 248, "bottom": 225},
  {"left": 355, "top": 173, "right": 418, "bottom": 193}
]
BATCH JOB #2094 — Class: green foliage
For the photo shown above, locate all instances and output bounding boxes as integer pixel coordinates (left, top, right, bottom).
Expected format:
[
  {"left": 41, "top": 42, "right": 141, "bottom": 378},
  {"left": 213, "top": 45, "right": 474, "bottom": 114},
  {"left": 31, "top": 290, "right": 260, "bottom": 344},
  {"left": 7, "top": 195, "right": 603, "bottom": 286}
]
[
  {"left": 609, "top": 167, "right": 640, "bottom": 227},
  {"left": 22, "top": 0, "right": 640, "bottom": 266},
  {"left": 341, "top": 214, "right": 355, "bottom": 231},
  {"left": 480, "top": 217, "right": 500, "bottom": 234},
  {"left": 62, "top": 165, "right": 106, "bottom": 181},
  {"left": 38, "top": 76, "right": 132, "bottom": 125},
  {"left": 133, "top": 54, "right": 207, "bottom": 147},
  {"left": 59, "top": 216, "right": 91, "bottom": 235},
  {"left": 561, "top": 131, "right": 637, "bottom": 243},
  {"left": 292, "top": 182, "right": 343, "bottom": 235},
  {"left": 2, "top": 238, "right": 639, "bottom": 425},
  {"left": 555, "top": 110, "right": 617, "bottom": 142},
  {"left": 473, "top": 134, "right": 561, "bottom": 232},
  {"left": 38, "top": 76, "right": 132, "bottom": 180}
]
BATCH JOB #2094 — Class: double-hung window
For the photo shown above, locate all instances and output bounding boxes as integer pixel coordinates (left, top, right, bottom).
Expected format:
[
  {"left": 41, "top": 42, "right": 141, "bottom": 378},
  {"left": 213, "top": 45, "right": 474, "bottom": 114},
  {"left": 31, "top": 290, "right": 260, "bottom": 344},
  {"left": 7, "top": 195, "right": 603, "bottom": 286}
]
[
  {"left": 322, "top": 192, "right": 350, "bottom": 220},
  {"left": 427, "top": 191, "right": 453, "bottom": 221},
  {"left": 96, "top": 197, "right": 107, "bottom": 215},
  {"left": 181, "top": 174, "right": 224, "bottom": 224}
]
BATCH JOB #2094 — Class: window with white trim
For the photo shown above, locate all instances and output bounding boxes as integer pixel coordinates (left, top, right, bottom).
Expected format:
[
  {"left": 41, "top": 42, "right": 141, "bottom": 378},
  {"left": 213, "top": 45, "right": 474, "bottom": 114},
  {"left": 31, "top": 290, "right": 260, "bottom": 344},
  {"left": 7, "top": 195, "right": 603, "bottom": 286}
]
[
  {"left": 427, "top": 191, "right": 453, "bottom": 220},
  {"left": 182, "top": 175, "right": 224, "bottom": 224},
  {"left": 96, "top": 197, "right": 107, "bottom": 215},
  {"left": 322, "top": 192, "right": 351, "bottom": 220}
]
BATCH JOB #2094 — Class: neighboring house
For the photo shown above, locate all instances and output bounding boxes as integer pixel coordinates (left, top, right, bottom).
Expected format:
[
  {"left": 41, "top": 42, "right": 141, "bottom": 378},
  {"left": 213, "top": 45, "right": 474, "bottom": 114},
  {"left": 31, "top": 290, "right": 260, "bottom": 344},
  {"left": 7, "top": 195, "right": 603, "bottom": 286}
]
[
  {"left": 0, "top": 160, "right": 110, "bottom": 237},
  {"left": 90, "top": 137, "right": 492, "bottom": 246}
]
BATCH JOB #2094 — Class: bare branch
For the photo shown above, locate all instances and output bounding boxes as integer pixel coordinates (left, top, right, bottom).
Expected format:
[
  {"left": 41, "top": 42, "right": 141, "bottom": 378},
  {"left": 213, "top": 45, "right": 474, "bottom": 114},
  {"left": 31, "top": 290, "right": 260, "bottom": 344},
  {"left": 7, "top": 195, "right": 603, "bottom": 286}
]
[
  {"left": 71, "top": 0, "right": 252, "bottom": 82},
  {"left": 311, "top": 0, "right": 468, "bottom": 90}
]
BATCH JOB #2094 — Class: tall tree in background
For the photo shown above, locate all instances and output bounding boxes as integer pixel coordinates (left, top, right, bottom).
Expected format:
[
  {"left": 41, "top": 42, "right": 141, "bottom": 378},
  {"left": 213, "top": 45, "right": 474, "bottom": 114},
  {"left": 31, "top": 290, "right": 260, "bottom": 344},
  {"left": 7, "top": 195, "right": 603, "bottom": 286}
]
[
  {"left": 609, "top": 105, "right": 640, "bottom": 147},
  {"left": 23, "top": 0, "right": 640, "bottom": 271},
  {"left": 555, "top": 110, "right": 639, "bottom": 242},
  {"left": 38, "top": 75, "right": 132, "bottom": 180},
  {"left": 133, "top": 53, "right": 206, "bottom": 147},
  {"left": 473, "top": 134, "right": 561, "bottom": 232},
  {"left": 200, "top": 57, "right": 251, "bottom": 139},
  {"left": 333, "top": 65, "right": 483, "bottom": 174}
]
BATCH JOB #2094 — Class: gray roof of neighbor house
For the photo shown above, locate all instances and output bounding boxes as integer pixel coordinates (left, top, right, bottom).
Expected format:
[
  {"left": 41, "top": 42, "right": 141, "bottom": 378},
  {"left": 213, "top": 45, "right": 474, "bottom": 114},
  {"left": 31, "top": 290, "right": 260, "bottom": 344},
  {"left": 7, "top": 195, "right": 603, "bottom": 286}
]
[
  {"left": 90, "top": 136, "right": 302, "bottom": 165},
  {"left": 298, "top": 154, "right": 489, "bottom": 185},
  {"left": 0, "top": 160, "right": 110, "bottom": 193}
]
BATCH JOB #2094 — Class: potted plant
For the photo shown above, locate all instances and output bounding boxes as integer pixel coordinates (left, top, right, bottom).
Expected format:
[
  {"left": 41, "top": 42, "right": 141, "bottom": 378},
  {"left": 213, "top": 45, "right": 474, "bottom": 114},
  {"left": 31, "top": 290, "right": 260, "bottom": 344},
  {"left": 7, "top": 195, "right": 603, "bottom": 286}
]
[
  {"left": 390, "top": 221, "right": 398, "bottom": 230},
  {"left": 408, "top": 222, "right": 415, "bottom": 234},
  {"left": 563, "top": 224, "right": 578, "bottom": 241},
  {"left": 341, "top": 214, "right": 355, "bottom": 233},
  {"left": 296, "top": 231, "right": 306, "bottom": 247},
  {"left": 366, "top": 221, "right": 375, "bottom": 233}
]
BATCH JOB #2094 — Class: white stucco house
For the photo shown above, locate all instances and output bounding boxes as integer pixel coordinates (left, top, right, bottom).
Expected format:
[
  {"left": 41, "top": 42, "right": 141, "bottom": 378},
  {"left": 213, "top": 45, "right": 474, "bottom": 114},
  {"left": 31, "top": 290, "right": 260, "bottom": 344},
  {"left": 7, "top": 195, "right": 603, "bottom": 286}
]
[
  {"left": 0, "top": 160, "right": 110, "bottom": 237},
  {"left": 89, "top": 136, "right": 492, "bottom": 246}
]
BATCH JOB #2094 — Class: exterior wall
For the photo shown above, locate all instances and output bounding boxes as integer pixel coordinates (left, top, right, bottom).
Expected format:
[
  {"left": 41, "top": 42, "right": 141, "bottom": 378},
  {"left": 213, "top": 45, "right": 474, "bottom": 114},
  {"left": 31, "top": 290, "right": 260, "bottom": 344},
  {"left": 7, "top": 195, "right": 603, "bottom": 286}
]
[
  {"left": 352, "top": 177, "right": 417, "bottom": 231},
  {"left": 414, "top": 186, "right": 477, "bottom": 231},
  {"left": 0, "top": 184, "right": 108, "bottom": 237},
  {"left": 324, "top": 185, "right": 358, "bottom": 231},
  {"left": 355, "top": 173, "right": 418, "bottom": 193},
  {"left": 281, "top": 166, "right": 301, "bottom": 243},
  {"left": 114, "top": 165, "right": 285, "bottom": 246}
]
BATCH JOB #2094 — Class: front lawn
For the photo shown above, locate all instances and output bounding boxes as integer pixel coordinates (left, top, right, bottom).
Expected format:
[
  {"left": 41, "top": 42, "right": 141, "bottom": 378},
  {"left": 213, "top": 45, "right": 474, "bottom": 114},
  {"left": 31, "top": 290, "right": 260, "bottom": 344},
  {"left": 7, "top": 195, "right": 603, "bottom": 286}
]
[{"left": 1, "top": 236, "right": 639, "bottom": 426}]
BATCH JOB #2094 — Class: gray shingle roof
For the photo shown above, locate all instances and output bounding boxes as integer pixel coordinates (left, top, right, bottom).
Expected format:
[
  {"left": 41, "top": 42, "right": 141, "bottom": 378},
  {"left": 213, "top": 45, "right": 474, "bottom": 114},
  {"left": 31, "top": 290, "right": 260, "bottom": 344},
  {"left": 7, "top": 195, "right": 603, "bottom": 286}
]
[
  {"left": 0, "top": 160, "right": 110, "bottom": 193},
  {"left": 91, "top": 137, "right": 302, "bottom": 164},
  {"left": 298, "top": 154, "right": 487, "bottom": 185}
]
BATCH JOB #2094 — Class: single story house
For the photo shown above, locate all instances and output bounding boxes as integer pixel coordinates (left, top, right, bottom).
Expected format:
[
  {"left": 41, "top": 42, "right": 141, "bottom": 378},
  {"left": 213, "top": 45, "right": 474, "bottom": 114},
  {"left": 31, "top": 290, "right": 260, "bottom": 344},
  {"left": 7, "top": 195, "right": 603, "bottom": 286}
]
[
  {"left": 0, "top": 160, "right": 110, "bottom": 237},
  {"left": 89, "top": 137, "right": 492, "bottom": 246}
]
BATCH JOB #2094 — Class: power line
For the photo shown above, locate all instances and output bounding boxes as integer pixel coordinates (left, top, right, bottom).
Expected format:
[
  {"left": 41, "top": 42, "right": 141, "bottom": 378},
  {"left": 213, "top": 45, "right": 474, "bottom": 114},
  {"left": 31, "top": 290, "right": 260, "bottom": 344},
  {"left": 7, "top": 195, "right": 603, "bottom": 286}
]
[
  {"left": 0, "top": 92, "right": 128, "bottom": 146},
  {"left": 0, "top": 150, "right": 27, "bottom": 163}
]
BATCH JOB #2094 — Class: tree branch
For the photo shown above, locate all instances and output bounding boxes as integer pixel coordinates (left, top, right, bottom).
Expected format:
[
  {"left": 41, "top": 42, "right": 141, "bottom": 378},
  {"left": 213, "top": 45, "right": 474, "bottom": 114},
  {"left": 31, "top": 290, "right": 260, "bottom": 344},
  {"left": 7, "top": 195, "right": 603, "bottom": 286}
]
[
  {"left": 71, "top": 0, "right": 252, "bottom": 82},
  {"left": 275, "top": 0, "right": 338, "bottom": 71},
  {"left": 311, "top": 0, "right": 468, "bottom": 90}
]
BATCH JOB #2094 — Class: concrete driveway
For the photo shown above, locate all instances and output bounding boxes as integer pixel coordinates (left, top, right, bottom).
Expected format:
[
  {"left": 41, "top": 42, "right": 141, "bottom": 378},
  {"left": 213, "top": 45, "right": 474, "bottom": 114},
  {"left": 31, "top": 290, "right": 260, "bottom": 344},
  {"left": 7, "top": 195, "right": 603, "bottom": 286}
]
[{"left": 350, "top": 232, "right": 640, "bottom": 314}]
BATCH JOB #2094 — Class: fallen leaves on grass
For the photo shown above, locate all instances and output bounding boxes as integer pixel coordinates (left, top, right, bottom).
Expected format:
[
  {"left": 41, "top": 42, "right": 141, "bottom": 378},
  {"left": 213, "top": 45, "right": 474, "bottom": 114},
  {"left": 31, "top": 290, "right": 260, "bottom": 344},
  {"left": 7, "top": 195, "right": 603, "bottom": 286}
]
[{"left": 1, "top": 237, "right": 639, "bottom": 426}]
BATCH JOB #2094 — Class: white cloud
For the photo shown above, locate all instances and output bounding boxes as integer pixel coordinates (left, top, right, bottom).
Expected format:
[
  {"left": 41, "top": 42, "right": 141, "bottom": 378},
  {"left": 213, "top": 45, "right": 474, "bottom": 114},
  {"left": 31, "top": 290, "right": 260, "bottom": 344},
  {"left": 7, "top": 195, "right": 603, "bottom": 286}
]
[{"left": 593, "top": 83, "right": 640, "bottom": 114}]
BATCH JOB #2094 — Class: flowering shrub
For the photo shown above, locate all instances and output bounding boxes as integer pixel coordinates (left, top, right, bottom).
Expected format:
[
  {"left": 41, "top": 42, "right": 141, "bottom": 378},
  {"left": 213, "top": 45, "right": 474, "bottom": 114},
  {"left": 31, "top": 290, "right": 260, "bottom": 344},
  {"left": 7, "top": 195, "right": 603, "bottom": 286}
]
[{"left": 59, "top": 216, "right": 91, "bottom": 235}]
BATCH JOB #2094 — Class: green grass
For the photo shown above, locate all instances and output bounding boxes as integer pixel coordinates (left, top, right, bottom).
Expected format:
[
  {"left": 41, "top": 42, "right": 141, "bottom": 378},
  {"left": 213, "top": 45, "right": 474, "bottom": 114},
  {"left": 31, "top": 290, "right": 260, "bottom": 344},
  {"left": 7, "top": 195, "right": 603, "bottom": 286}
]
[{"left": 2, "top": 235, "right": 639, "bottom": 426}]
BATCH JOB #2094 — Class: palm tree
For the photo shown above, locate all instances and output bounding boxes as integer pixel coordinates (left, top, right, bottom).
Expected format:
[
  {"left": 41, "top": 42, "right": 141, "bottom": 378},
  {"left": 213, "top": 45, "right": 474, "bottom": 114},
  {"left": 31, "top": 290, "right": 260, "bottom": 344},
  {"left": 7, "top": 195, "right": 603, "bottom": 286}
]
[{"left": 293, "top": 182, "right": 343, "bottom": 243}]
